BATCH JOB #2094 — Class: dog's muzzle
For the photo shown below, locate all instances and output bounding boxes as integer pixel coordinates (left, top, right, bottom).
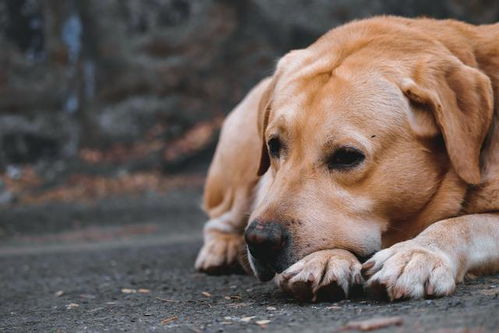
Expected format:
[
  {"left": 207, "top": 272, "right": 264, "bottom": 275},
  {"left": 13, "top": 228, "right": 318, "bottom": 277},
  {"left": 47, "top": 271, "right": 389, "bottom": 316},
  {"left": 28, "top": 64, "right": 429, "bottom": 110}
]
[{"left": 244, "top": 220, "right": 293, "bottom": 281}]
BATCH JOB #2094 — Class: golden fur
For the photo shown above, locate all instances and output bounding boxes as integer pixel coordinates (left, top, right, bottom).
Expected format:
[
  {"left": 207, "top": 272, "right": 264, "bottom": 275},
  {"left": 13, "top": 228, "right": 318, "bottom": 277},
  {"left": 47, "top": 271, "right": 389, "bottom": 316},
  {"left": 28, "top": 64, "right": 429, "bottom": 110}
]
[{"left": 196, "top": 16, "right": 499, "bottom": 301}]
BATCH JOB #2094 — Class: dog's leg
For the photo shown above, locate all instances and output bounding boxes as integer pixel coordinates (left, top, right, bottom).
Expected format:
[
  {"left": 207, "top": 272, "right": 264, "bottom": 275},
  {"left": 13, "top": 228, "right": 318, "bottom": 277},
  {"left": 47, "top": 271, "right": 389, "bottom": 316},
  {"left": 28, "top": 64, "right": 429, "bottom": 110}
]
[
  {"left": 195, "top": 188, "right": 253, "bottom": 274},
  {"left": 275, "top": 249, "right": 364, "bottom": 302},
  {"left": 195, "top": 78, "right": 270, "bottom": 274},
  {"left": 362, "top": 213, "right": 499, "bottom": 300}
]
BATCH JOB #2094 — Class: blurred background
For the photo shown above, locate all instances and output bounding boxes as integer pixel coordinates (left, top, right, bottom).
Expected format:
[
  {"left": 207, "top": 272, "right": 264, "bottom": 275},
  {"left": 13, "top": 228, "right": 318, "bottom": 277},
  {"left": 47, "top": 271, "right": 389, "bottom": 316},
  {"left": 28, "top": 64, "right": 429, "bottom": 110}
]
[{"left": 1, "top": 0, "right": 498, "bottom": 246}]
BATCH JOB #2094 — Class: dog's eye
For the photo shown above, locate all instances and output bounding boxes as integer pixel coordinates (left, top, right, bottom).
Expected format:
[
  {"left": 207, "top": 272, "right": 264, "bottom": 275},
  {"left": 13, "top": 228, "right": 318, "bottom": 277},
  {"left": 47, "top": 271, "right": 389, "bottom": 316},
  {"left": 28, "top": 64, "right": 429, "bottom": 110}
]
[
  {"left": 268, "top": 137, "right": 281, "bottom": 158},
  {"left": 327, "top": 147, "right": 365, "bottom": 170}
]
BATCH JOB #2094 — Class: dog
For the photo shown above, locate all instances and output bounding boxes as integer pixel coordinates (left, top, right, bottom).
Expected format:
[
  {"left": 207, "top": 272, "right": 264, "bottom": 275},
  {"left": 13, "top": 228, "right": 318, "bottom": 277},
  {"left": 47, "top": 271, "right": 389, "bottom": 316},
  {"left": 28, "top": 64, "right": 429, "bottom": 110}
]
[{"left": 195, "top": 16, "right": 499, "bottom": 302}]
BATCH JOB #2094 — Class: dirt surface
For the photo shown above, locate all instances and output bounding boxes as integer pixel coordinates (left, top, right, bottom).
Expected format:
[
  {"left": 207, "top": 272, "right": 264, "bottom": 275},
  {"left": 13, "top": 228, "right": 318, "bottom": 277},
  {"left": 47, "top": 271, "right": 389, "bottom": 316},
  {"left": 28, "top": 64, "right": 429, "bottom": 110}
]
[{"left": 1, "top": 186, "right": 498, "bottom": 332}]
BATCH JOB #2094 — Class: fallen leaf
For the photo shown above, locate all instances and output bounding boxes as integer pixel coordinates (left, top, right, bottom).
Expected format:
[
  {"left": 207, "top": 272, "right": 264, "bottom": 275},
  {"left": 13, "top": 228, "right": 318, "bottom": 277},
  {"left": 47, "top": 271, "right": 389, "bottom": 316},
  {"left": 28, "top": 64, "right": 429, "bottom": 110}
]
[
  {"left": 138, "top": 288, "right": 150, "bottom": 294},
  {"left": 121, "top": 288, "right": 136, "bottom": 294},
  {"left": 156, "top": 297, "right": 178, "bottom": 302},
  {"left": 88, "top": 307, "right": 104, "bottom": 313},
  {"left": 161, "top": 316, "right": 178, "bottom": 325},
  {"left": 336, "top": 316, "right": 403, "bottom": 331},
  {"left": 66, "top": 303, "right": 79, "bottom": 310},
  {"left": 202, "top": 291, "right": 212, "bottom": 297},
  {"left": 480, "top": 289, "right": 498, "bottom": 296},
  {"left": 240, "top": 316, "right": 256, "bottom": 323},
  {"left": 54, "top": 290, "right": 64, "bottom": 297},
  {"left": 229, "top": 302, "right": 249, "bottom": 308},
  {"left": 327, "top": 305, "right": 342, "bottom": 310},
  {"left": 256, "top": 319, "right": 271, "bottom": 328}
]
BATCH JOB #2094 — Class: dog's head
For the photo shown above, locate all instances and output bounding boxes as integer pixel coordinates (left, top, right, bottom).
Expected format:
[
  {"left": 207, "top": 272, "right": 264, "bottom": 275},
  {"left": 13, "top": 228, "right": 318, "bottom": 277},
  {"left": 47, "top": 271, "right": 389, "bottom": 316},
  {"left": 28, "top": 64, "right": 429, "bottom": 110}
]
[{"left": 245, "top": 21, "right": 493, "bottom": 281}]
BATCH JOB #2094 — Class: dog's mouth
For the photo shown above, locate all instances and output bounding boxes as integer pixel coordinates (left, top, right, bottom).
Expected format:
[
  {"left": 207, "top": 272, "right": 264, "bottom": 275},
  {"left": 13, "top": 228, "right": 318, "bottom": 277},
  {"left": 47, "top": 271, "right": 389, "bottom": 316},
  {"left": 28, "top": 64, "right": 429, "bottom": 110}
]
[
  {"left": 248, "top": 254, "right": 276, "bottom": 282},
  {"left": 247, "top": 250, "right": 294, "bottom": 282},
  {"left": 247, "top": 247, "right": 378, "bottom": 282},
  {"left": 356, "top": 251, "right": 376, "bottom": 264}
]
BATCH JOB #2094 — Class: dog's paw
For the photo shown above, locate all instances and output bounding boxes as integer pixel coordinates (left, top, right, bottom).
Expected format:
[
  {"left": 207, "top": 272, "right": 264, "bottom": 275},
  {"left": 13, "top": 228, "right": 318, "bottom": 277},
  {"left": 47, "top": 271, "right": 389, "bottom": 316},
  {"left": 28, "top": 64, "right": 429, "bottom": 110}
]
[
  {"left": 195, "top": 231, "right": 244, "bottom": 274},
  {"left": 362, "top": 240, "right": 456, "bottom": 300},
  {"left": 275, "top": 249, "right": 363, "bottom": 302}
]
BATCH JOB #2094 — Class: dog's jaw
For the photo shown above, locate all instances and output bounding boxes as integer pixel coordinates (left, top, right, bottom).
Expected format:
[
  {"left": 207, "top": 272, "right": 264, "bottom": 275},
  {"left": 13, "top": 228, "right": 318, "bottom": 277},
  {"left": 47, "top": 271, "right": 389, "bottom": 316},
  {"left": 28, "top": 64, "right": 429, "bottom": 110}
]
[{"left": 247, "top": 248, "right": 277, "bottom": 282}]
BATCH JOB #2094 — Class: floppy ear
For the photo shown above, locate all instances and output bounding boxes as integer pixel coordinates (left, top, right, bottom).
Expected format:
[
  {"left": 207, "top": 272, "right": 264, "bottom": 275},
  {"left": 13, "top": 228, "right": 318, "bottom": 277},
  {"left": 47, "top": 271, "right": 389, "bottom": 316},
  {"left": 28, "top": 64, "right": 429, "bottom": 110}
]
[
  {"left": 400, "top": 57, "right": 494, "bottom": 185},
  {"left": 256, "top": 80, "right": 274, "bottom": 176}
]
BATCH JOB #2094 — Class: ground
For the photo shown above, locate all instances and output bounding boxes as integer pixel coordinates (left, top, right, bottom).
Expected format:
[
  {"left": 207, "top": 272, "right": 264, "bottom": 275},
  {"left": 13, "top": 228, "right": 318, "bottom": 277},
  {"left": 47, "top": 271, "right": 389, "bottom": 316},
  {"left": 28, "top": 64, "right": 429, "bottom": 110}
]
[{"left": 1, "top": 185, "right": 498, "bottom": 332}]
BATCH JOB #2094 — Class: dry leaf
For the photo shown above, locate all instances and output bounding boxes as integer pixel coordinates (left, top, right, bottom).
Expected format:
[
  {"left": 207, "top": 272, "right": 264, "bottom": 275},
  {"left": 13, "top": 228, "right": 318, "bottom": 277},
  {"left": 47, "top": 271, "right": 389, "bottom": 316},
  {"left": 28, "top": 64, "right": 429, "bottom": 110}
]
[
  {"left": 256, "top": 319, "right": 271, "bottom": 328},
  {"left": 327, "top": 305, "right": 341, "bottom": 310},
  {"left": 66, "top": 303, "right": 79, "bottom": 310},
  {"left": 156, "top": 297, "right": 178, "bottom": 302},
  {"left": 161, "top": 316, "right": 178, "bottom": 325},
  {"left": 229, "top": 302, "right": 249, "bottom": 308},
  {"left": 336, "top": 316, "right": 403, "bottom": 331},
  {"left": 202, "top": 291, "right": 212, "bottom": 297},
  {"left": 121, "top": 288, "right": 136, "bottom": 294},
  {"left": 240, "top": 316, "right": 256, "bottom": 323},
  {"left": 480, "top": 289, "right": 498, "bottom": 296}
]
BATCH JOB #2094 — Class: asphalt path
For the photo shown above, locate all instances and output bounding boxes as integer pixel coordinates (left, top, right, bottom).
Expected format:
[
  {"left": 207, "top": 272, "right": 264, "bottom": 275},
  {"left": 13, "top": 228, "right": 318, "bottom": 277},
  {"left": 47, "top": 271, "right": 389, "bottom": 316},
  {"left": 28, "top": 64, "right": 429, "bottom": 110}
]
[{"left": 1, "top": 187, "right": 498, "bottom": 332}]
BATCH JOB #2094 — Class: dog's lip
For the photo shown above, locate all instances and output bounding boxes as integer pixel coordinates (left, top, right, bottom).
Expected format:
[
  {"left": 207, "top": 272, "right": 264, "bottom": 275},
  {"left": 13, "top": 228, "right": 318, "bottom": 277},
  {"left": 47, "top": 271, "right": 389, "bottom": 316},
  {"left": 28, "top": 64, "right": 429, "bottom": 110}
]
[
  {"left": 356, "top": 251, "right": 377, "bottom": 264},
  {"left": 254, "top": 261, "right": 277, "bottom": 282},
  {"left": 249, "top": 255, "right": 277, "bottom": 282},
  {"left": 256, "top": 267, "right": 276, "bottom": 282}
]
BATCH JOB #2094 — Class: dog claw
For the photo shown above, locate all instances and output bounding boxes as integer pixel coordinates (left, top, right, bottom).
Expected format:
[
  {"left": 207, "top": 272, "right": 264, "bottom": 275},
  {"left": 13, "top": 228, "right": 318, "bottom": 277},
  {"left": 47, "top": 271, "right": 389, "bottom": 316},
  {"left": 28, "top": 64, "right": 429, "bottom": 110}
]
[{"left": 276, "top": 249, "right": 362, "bottom": 302}]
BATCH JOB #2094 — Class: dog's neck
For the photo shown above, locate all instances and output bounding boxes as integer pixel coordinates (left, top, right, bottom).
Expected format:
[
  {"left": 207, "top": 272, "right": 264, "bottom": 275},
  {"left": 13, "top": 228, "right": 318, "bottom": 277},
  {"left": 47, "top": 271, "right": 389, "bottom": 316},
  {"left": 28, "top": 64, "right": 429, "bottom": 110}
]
[{"left": 382, "top": 168, "right": 468, "bottom": 248}]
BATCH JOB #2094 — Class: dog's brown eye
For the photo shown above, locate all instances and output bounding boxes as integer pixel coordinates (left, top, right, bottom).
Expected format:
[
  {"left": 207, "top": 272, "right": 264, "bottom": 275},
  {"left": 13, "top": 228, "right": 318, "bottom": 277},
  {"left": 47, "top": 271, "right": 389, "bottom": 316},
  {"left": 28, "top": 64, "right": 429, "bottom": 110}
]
[
  {"left": 327, "top": 147, "right": 365, "bottom": 170},
  {"left": 268, "top": 137, "right": 281, "bottom": 158}
]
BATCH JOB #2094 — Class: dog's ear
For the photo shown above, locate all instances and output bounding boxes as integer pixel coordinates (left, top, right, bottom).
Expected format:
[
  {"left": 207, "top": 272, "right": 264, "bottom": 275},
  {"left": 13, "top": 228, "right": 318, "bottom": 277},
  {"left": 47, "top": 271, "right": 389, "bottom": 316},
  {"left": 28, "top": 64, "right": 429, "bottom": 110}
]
[
  {"left": 401, "top": 57, "right": 494, "bottom": 185},
  {"left": 256, "top": 79, "right": 274, "bottom": 176}
]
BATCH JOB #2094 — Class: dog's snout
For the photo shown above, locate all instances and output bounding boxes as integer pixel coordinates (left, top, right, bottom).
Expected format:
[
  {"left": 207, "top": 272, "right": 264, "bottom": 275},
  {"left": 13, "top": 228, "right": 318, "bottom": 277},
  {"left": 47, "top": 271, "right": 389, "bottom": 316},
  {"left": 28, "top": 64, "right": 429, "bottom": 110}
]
[{"left": 245, "top": 221, "right": 286, "bottom": 260}]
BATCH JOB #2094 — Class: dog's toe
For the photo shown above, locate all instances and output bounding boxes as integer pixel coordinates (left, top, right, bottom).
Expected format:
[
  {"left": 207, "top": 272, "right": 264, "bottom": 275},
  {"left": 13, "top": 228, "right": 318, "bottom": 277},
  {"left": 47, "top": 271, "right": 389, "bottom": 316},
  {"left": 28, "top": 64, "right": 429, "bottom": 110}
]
[
  {"left": 275, "top": 249, "right": 363, "bottom": 302},
  {"left": 195, "top": 231, "right": 244, "bottom": 274},
  {"left": 365, "top": 240, "right": 456, "bottom": 300}
]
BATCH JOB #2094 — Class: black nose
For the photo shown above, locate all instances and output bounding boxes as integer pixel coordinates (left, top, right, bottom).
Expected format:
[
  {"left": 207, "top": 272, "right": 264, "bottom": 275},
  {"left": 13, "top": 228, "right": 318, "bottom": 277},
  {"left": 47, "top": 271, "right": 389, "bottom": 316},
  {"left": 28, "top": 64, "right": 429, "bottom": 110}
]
[{"left": 244, "top": 221, "right": 286, "bottom": 261}]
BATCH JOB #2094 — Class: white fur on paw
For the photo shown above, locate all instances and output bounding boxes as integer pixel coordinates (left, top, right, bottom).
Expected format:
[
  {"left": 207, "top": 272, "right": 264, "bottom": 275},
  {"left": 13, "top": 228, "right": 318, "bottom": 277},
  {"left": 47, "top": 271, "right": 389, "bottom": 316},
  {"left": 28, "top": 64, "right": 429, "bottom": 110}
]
[
  {"left": 275, "top": 249, "right": 363, "bottom": 302},
  {"left": 195, "top": 232, "right": 241, "bottom": 273},
  {"left": 362, "top": 240, "right": 456, "bottom": 300}
]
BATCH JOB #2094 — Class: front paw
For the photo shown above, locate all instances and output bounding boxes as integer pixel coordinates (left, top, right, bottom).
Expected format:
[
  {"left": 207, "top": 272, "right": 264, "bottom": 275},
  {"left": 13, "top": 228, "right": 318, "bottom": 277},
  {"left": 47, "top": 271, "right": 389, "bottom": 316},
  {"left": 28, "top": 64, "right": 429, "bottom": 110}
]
[
  {"left": 275, "top": 249, "right": 363, "bottom": 302},
  {"left": 362, "top": 240, "right": 456, "bottom": 300},
  {"left": 195, "top": 230, "right": 244, "bottom": 274}
]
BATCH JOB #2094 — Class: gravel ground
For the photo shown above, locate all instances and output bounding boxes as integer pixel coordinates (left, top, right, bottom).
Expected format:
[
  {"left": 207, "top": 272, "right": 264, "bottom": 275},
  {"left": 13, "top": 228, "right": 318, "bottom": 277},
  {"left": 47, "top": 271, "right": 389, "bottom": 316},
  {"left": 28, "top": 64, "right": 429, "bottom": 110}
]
[{"left": 1, "top": 187, "right": 498, "bottom": 332}]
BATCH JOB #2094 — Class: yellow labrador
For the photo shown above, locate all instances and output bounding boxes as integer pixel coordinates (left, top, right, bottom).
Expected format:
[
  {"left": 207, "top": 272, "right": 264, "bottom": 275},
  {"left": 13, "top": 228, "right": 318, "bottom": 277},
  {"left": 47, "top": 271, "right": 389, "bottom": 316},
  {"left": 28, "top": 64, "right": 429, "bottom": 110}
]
[{"left": 195, "top": 16, "right": 499, "bottom": 302}]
